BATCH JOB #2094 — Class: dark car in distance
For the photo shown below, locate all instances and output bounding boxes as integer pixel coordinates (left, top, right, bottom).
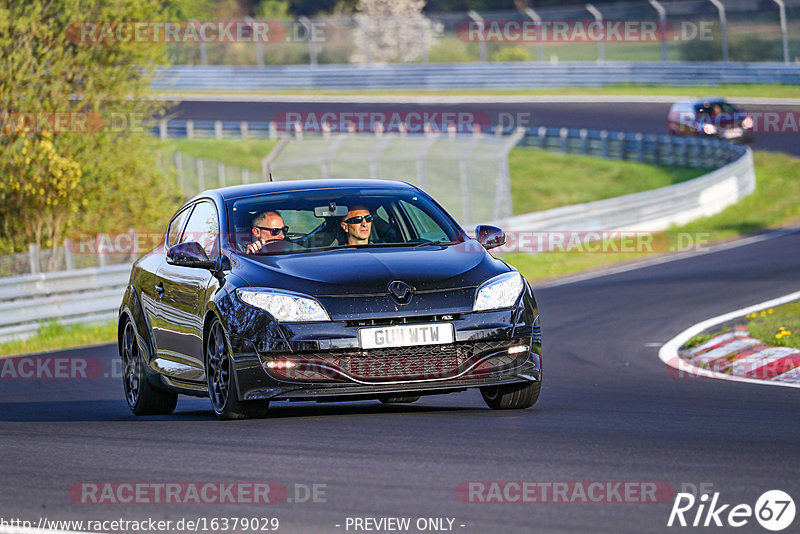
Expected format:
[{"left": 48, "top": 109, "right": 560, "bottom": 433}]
[
  {"left": 118, "top": 180, "right": 542, "bottom": 419},
  {"left": 667, "top": 97, "right": 754, "bottom": 142}
]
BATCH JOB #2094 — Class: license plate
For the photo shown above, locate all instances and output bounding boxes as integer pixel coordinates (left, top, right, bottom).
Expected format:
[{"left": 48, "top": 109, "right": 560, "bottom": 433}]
[
  {"left": 359, "top": 323, "right": 454, "bottom": 350},
  {"left": 724, "top": 128, "right": 743, "bottom": 139}
]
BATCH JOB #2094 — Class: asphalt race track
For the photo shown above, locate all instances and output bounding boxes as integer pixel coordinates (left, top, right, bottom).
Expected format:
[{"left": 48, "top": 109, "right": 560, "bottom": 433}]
[
  {"left": 1, "top": 98, "right": 799, "bottom": 533},
  {"left": 2, "top": 231, "right": 799, "bottom": 533},
  {"left": 170, "top": 100, "right": 800, "bottom": 156}
]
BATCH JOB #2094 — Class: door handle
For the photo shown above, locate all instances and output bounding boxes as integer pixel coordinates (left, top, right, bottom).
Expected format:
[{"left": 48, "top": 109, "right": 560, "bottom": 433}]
[{"left": 156, "top": 282, "right": 165, "bottom": 296}]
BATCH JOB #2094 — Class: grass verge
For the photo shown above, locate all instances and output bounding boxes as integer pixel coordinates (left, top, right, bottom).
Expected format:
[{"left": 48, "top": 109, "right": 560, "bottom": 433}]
[
  {"left": 503, "top": 151, "right": 800, "bottom": 282},
  {"left": 745, "top": 301, "right": 800, "bottom": 350},
  {"left": 161, "top": 139, "right": 280, "bottom": 171},
  {"left": 0, "top": 320, "right": 117, "bottom": 358},
  {"left": 157, "top": 84, "right": 800, "bottom": 99}
]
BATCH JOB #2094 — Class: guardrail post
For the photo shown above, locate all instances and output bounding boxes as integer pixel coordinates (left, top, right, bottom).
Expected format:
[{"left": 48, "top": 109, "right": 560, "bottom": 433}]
[
  {"left": 617, "top": 131, "right": 626, "bottom": 160},
  {"left": 537, "top": 126, "right": 546, "bottom": 149},
  {"left": 635, "top": 132, "right": 644, "bottom": 162},
  {"left": 294, "top": 121, "right": 304, "bottom": 141},
  {"left": 28, "top": 244, "right": 40, "bottom": 275},
  {"left": 159, "top": 119, "right": 168, "bottom": 140},
  {"left": 579, "top": 128, "right": 589, "bottom": 154},
  {"left": 63, "top": 239, "right": 75, "bottom": 270},
  {"left": 560, "top": 127, "right": 569, "bottom": 153},
  {"left": 214, "top": 121, "right": 223, "bottom": 140},
  {"left": 664, "top": 136, "right": 674, "bottom": 166},
  {"left": 600, "top": 130, "right": 609, "bottom": 158},
  {"left": 269, "top": 121, "right": 278, "bottom": 140},
  {"left": 651, "top": 134, "right": 660, "bottom": 165},
  {"left": 240, "top": 121, "right": 249, "bottom": 139},
  {"left": 186, "top": 120, "right": 194, "bottom": 140}
]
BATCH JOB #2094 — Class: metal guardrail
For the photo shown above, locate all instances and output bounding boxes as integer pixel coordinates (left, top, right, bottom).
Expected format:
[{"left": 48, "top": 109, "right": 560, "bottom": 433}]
[
  {"left": 0, "top": 126, "right": 753, "bottom": 343},
  {"left": 152, "top": 62, "right": 800, "bottom": 91}
]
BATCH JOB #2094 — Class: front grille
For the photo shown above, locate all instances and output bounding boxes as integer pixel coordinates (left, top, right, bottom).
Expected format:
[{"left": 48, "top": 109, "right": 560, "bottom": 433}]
[{"left": 264, "top": 338, "right": 528, "bottom": 383}]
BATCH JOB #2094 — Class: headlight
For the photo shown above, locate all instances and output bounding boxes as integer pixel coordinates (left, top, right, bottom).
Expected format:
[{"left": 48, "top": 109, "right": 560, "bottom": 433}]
[
  {"left": 742, "top": 116, "right": 753, "bottom": 129},
  {"left": 236, "top": 288, "right": 330, "bottom": 322},
  {"left": 473, "top": 271, "right": 525, "bottom": 312},
  {"left": 702, "top": 123, "right": 717, "bottom": 135}
]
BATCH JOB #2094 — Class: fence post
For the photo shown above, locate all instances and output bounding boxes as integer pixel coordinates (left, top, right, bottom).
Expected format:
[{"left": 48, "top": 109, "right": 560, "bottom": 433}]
[
  {"left": 586, "top": 4, "right": 605, "bottom": 63},
  {"left": 560, "top": 127, "right": 569, "bottom": 153},
  {"left": 186, "top": 120, "right": 194, "bottom": 139},
  {"left": 648, "top": 0, "right": 668, "bottom": 62},
  {"left": 579, "top": 128, "right": 589, "bottom": 154},
  {"left": 214, "top": 121, "right": 223, "bottom": 140},
  {"left": 159, "top": 119, "right": 168, "bottom": 140},
  {"left": 617, "top": 131, "right": 627, "bottom": 160},
  {"left": 240, "top": 121, "right": 249, "bottom": 139},
  {"left": 63, "top": 239, "right": 75, "bottom": 270},
  {"left": 269, "top": 121, "right": 278, "bottom": 140},
  {"left": 218, "top": 162, "right": 226, "bottom": 187},
  {"left": 97, "top": 234, "right": 108, "bottom": 267},
  {"left": 709, "top": 0, "right": 729, "bottom": 62},
  {"left": 467, "top": 11, "right": 487, "bottom": 63},
  {"left": 600, "top": 130, "right": 609, "bottom": 158},
  {"left": 28, "top": 243, "right": 40, "bottom": 275},
  {"left": 197, "top": 158, "right": 205, "bottom": 191},
  {"left": 538, "top": 126, "right": 547, "bottom": 149},
  {"left": 175, "top": 151, "right": 184, "bottom": 193}
]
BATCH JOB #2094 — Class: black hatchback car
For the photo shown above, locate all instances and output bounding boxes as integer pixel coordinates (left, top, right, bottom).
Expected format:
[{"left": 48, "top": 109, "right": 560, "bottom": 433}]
[
  {"left": 118, "top": 180, "right": 541, "bottom": 419},
  {"left": 667, "top": 97, "right": 754, "bottom": 142}
]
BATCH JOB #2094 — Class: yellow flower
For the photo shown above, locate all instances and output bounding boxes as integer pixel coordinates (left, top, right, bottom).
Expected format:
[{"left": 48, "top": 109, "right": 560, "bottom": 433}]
[
  {"left": 768, "top": 309, "right": 774, "bottom": 314},
  {"left": 780, "top": 327, "right": 786, "bottom": 330}
]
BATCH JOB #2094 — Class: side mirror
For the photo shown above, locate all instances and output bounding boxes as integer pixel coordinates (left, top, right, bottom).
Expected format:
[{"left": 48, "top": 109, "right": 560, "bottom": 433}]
[
  {"left": 166, "top": 242, "right": 216, "bottom": 269},
  {"left": 475, "top": 225, "right": 506, "bottom": 250}
]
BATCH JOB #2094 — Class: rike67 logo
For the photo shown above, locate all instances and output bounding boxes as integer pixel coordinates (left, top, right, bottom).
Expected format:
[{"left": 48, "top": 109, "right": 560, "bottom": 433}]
[{"left": 668, "top": 489, "right": 795, "bottom": 531}]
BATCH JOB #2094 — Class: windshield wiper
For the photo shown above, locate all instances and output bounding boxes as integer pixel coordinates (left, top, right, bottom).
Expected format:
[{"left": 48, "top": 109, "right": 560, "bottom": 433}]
[{"left": 414, "top": 240, "right": 458, "bottom": 247}]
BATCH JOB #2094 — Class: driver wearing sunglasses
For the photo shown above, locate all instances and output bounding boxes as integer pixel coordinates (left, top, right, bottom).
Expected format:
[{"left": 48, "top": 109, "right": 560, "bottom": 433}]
[
  {"left": 246, "top": 211, "right": 288, "bottom": 254},
  {"left": 340, "top": 206, "right": 373, "bottom": 246}
]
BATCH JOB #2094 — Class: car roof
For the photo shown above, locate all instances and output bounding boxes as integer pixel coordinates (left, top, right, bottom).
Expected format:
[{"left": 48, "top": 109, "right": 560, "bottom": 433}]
[{"left": 188, "top": 179, "right": 418, "bottom": 204}]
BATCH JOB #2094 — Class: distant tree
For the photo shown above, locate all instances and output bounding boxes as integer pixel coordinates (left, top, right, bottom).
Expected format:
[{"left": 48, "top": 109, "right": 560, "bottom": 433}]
[
  {"left": 0, "top": 0, "right": 181, "bottom": 254},
  {"left": 351, "top": 0, "right": 441, "bottom": 64}
]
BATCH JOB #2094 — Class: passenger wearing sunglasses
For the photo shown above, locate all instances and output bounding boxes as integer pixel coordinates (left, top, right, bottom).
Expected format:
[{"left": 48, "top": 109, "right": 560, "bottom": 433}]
[
  {"left": 246, "top": 211, "right": 288, "bottom": 254},
  {"left": 340, "top": 207, "right": 373, "bottom": 246}
]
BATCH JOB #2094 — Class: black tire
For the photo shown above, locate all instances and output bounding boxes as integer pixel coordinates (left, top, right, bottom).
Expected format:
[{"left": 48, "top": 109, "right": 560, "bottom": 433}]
[
  {"left": 480, "top": 381, "right": 541, "bottom": 410},
  {"left": 120, "top": 319, "right": 178, "bottom": 416},
  {"left": 379, "top": 395, "right": 420, "bottom": 404},
  {"left": 206, "top": 317, "right": 269, "bottom": 420}
]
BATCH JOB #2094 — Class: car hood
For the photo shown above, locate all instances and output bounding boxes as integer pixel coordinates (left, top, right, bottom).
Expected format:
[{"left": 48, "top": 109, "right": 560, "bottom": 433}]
[{"left": 231, "top": 241, "right": 508, "bottom": 297}]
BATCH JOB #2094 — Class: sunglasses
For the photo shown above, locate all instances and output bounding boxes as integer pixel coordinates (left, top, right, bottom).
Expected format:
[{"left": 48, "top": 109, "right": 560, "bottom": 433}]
[
  {"left": 343, "top": 215, "right": 373, "bottom": 224},
  {"left": 255, "top": 225, "right": 289, "bottom": 236}
]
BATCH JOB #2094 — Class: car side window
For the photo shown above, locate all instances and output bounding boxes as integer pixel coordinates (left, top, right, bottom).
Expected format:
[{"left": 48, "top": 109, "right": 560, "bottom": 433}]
[
  {"left": 181, "top": 201, "right": 220, "bottom": 260},
  {"left": 167, "top": 207, "right": 191, "bottom": 248}
]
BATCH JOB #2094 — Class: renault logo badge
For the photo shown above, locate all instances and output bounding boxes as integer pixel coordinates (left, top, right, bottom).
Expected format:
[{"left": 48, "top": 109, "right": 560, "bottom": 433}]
[{"left": 388, "top": 280, "right": 413, "bottom": 304}]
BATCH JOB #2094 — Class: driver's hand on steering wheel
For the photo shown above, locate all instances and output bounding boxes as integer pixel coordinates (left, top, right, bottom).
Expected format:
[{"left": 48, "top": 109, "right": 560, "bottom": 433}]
[{"left": 246, "top": 238, "right": 269, "bottom": 254}]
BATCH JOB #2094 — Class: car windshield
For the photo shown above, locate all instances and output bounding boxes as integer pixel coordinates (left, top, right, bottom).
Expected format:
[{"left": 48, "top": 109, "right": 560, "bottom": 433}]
[
  {"left": 695, "top": 101, "right": 738, "bottom": 118},
  {"left": 225, "top": 187, "right": 465, "bottom": 255}
]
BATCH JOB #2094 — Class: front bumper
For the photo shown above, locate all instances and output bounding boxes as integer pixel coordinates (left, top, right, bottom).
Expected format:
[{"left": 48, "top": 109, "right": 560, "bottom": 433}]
[{"left": 227, "top": 308, "right": 541, "bottom": 402}]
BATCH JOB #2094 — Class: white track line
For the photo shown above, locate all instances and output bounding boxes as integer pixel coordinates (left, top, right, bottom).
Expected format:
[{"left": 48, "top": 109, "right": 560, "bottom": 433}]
[{"left": 659, "top": 290, "right": 800, "bottom": 389}]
